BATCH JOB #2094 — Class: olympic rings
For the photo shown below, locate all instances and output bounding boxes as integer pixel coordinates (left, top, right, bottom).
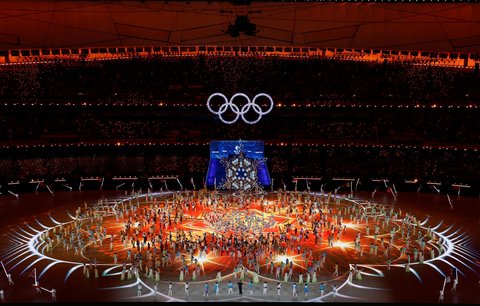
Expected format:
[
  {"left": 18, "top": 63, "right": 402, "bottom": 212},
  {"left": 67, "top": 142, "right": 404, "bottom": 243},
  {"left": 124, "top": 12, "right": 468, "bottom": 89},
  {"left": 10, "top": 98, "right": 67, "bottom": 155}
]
[{"left": 207, "top": 93, "right": 274, "bottom": 124}]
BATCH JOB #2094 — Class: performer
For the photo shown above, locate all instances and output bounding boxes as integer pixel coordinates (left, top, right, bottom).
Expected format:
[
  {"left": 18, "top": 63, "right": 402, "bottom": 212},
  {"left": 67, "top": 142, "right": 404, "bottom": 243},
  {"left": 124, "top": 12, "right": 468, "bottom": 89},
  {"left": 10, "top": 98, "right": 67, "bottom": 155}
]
[
  {"left": 214, "top": 282, "right": 220, "bottom": 296},
  {"left": 238, "top": 280, "right": 243, "bottom": 295},
  {"left": 304, "top": 283, "right": 309, "bottom": 297},
  {"left": 355, "top": 268, "right": 362, "bottom": 281},
  {"left": 168, "top": 281, "right": 173, "bottom": 296},
  {"left": 451, "top": 278, "right": 458, "bottom": 291},
  {"left": 0, "top": 289, "right": 5, "bottom": 303},
  {"left": 319, "top": 282, "right": 325, "bottom": 297},
  {"left": 6, "top": 274, "right": 13, "bottom": 286},
  {"left": 263, "top": 281, "right": 268, "bottom": 295},
  {"left": 227, "top": 281, "right": 233, "bottom": 295},
  {"left": 277, "top": 282, "right": 281, "bottom": 295},
  {"left": 203, "top": 283, "right": 209, "bottom": 296},
  {"left": 51, "top": 288, "right": 57, "bottom": 302},
  {"left": 348, "top": 267, "right": 354, "bottom": 282},
  {"left": 292, "top": 282, "right": 297, "bottom": 297},
  {"left": 184, "top": 282, "right": 189, "bottom": 297},
  {"left": 438, "top": 290, "right": 444, "bottom": 303},
  {"left": 34, "top": 281, "right": 42, "bottom": 293},
  {"left": 234, "top": 266, "right": 238, "bottom": 279},
  {"left": 179, "top": 268, "right": 184, "bottom": 281},
  {"left": 137, "top": 284, "right": 142, "bottom": 297}
]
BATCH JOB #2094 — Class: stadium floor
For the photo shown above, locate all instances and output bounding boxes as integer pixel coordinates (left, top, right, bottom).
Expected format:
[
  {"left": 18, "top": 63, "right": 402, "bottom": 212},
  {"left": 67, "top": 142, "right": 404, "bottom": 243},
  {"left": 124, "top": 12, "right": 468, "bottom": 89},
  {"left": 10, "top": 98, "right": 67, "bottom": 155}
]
[{"left": 0, "top": 189, "right": 479, "bottom": 303}]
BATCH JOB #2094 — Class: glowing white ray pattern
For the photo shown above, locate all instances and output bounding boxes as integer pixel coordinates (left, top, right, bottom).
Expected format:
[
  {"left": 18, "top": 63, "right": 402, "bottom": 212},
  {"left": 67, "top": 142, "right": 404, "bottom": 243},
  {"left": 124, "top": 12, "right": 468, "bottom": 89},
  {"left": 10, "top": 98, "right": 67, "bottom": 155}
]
[{"left": 0, "top": 191, "right": 478, "bottom": 302}]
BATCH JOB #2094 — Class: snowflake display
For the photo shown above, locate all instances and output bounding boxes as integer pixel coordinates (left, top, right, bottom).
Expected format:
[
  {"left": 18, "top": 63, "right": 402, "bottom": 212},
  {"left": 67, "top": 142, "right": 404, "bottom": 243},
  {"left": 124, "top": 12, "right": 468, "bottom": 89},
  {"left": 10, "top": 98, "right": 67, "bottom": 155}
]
[{"left": 218, "top": 141, "right": 265, "bottom": 191}]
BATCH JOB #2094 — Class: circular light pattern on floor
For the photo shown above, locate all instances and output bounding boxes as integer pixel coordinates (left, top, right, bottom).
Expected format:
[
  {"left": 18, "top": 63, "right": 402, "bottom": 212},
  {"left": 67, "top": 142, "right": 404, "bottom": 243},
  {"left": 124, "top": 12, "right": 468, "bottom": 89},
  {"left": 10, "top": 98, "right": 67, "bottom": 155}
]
[{"left": 0, "top": 191, "right": 479, "bottom": 302}]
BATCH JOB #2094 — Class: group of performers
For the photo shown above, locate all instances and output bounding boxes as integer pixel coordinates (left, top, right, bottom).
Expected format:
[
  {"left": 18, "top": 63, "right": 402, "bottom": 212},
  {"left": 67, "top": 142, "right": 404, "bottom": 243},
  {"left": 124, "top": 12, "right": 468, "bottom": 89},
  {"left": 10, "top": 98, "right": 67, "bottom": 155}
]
[{"left": 5, "top": 188, "right": 447, "bottom": 301}]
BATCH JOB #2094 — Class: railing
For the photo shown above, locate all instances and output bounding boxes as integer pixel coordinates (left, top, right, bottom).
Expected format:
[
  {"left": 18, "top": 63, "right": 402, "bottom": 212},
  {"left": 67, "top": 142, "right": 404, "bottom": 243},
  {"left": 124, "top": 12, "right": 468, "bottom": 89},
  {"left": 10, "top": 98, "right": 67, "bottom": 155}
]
[
  {"left": 0, "top": 139, "right": 478, "bottom": 151},
  {"left": 0, "top": 45, "right": 477, "bottom": 69}
]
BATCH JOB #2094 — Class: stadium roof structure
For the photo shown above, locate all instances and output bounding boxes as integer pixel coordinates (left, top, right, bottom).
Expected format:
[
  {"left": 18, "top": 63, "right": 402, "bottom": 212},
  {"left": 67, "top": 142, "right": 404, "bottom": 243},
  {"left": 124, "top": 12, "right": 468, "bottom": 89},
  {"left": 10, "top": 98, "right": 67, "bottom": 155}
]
[{"left": 0, "top": 0, "right": 479, "bottom": 53}]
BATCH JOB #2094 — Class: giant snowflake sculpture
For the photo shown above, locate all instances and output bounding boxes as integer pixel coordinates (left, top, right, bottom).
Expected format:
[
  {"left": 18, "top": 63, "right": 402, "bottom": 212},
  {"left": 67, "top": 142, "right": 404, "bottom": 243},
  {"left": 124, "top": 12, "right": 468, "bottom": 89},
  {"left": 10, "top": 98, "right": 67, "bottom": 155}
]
[{"left": 218, "top": 140, "right": 265, "bottom": 191}]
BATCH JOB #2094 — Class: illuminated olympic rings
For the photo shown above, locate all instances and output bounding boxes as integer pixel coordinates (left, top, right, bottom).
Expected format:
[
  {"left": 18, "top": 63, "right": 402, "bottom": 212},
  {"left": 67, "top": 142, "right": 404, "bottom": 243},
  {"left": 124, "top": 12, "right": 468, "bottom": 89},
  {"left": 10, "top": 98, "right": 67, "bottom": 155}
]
[{"left": 207, "top": 93, "right": 274, "bottom": 124}]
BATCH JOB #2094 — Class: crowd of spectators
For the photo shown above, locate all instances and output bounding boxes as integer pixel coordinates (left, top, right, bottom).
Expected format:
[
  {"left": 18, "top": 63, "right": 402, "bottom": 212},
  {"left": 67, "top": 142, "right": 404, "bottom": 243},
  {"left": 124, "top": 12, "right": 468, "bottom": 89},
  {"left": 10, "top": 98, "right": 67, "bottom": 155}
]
[
  {"left": 0, "top": 145, "right": 478, "bottom": 192},
  {"left": 0, "top": 107, "right": 479, "bottom": 145},
  {"left": 0, "top": 56, "right": 478, "bottom": 106},
  {"left": 268, "top": 146, "right": 479, "bottom": 184},
  {"left": 0, "top": 55, "right": 479, "bottom": 193},
  {"left": 0, "top": 152, "right": 210, "bottom": 182}
]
